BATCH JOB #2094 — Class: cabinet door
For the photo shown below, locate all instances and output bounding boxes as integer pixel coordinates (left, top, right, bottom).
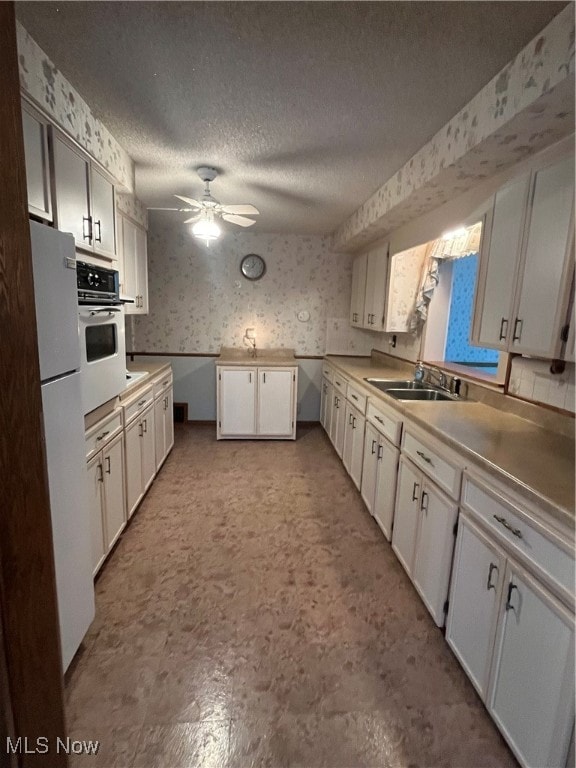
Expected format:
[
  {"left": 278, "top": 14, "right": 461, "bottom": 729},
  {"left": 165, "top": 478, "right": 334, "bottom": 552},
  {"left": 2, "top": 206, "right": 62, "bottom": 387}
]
[
  {"left": 135, "top": 225, "right": 149, "bottom": 314},
  {"left": 360, "top": 422, "right": 379, "bottom": 512},
  {"left": 412, "top": 480, "right": 458, "bottom": 627},
  {"left": 349, "top": 412, "right": 365, "bottom": 490},
  {"left": 373, "top": 438, "right": 399, "bottom": 541},
  {"left": 328, "top": 390, "right": 339, "bottom": 446},
  {"left": 391, "top": 457, "right": 421, "bottom": 576},
  {"left": 488, "top": 562, "right": 575, "bottom": 768},
  {"left": 91, "top": 167, "right": 116, "bottom": 258},
  {"left": 512, "top": 157, "right": 575, "bottom": 357},
  {"left": 350, "top": 253, "right": 367, "bottom": 327},
  {"left": 445, "top": 515, "right": 505, "bottom": 698},
  {"left": 342, "top": 402, "right": 355, "bottom": 476},
  {"left": 334, "top": 394, "right": 346, "bottom": 458},
  {"left": 53, "top": 133, "right": 91, "bottom": 248},
  {"left": 86, "top": 454, "right": 106, "bottom": 576},
  {"left": 320, "top": 378, "right": 329, "bottom": 430},
  {"left": 164, "top": 385, "right": 174, "bottom": 455},
  {"left": 258, "top": 369, "right": 294, "bottom": 436},
  {"left": 121, "top": 216, "right": 138, "bottom": 312},
  {"left": 141, "top": 405, "right": 156, "bottom": 491},
  {"left": 154, "top": 396, "right": 167, "bottom": 471},
  {"left": 102, "top": 434, "right": 126, "bottom": 550},
  {"left": 22, "top": 103, "right": 52, "bottom": 220},
  {"left": 219, "top": 369, "right": 256, "bottom": 435},
  {"left": 124, "top": 417, "right": 143, "bottom": 518},
  {"left": 472, "top": 174, "right": 530, "bottom": 349},
  {"left": 364, "top": 246, "right": 388, "bottom": 331},
  {"left": 323, "top": 381, "right": 333, "bottom": 436}
]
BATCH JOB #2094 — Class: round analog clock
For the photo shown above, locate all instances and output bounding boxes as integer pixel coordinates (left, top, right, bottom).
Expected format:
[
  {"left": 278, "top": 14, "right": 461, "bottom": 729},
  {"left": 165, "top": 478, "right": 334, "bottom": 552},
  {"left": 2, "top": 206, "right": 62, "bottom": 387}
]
[{"left": 240, "top": 253, "right": 266, "bottom": 281}]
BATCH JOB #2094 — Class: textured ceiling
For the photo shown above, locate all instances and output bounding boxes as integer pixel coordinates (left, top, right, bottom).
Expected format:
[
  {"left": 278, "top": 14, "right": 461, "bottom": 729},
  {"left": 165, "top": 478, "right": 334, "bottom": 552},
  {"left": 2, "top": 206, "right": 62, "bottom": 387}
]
[{"left": 16, "top": 1, "right": 567, "bottom": 235}]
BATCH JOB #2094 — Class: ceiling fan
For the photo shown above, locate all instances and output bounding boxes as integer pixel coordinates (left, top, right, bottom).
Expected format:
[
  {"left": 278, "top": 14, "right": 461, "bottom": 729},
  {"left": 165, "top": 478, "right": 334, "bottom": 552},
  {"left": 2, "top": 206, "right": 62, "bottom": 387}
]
[{"left": 148, "top": 167, "right": 259, "bottom": 244}]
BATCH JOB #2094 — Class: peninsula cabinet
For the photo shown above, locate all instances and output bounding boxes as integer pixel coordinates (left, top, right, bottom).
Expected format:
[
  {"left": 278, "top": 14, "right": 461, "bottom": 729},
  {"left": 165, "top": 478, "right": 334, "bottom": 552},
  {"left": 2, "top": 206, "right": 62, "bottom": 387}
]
[
  {"left": 52, "top": 130, "right": 117, "bottom": 260},
  {"left": 446, "top": 474, "right": 575, "bottom": 768},
  {"left": 85, "top": 409, "right": 126, "bottom": 577},
  {"left": 473, "top": 154, "right": 575, "bottom": 358},
  {"left": 21, "top": 100, "right": 52, "bottom": 221},
  {"left": 217, "top": 366, "right": 297, "bottom": 439}
]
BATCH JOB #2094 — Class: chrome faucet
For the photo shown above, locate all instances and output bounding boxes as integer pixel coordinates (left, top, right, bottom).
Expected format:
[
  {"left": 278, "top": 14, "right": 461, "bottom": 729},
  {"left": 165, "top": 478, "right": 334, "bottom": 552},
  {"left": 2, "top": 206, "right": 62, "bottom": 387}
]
[{"left": 415, "top": 361, "right": 453, "bottom": 394}]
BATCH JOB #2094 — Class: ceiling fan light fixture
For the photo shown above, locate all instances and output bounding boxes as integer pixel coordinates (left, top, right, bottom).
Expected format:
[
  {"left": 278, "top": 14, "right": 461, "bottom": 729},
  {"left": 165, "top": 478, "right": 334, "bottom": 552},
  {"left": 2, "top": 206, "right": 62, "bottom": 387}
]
[{"left": 192, "top": 213, "right": 221, "bottom": 245}]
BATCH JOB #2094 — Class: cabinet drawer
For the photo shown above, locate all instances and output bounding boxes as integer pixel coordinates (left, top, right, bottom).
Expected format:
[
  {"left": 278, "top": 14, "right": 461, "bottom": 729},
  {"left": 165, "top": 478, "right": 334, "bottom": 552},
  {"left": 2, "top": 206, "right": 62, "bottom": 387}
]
[
  {"left": 153, "top": 370, "right": 173, "bottom": 399},
  {"left": 402, "top": 429, "right": 461, "bottom": 499},
  {"left": 332, "top": 373, "right": 349, "bottom": 397},
  {"left": 366, "top": 400, "right": 402, "bottom": 446},
  {"left": 123, "top": 385, "right": 154, "bottom": 426},
  {"left": 346, "top": 383, "right": 368, "bottom": 414},
  {"left": 322, "top": 363, "right": 334, "bottom": 382},
  {"left": 85, "top": 409, "right": 123, "bottom": 459},
  {"left": 462, "top": 475, "right": 575, "bottom": 601}
]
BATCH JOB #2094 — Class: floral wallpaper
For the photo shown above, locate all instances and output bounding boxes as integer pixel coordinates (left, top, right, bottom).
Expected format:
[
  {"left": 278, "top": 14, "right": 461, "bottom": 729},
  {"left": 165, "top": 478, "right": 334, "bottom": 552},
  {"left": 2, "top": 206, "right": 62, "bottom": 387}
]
[
  {"left": 133, "top": 218, "right": 373, "bottom": 356},
  {"left": 333, "top": 6, "right": 575, "bottom": 251},
  {"left": 116, "top": 193, "right": 148, "bottom": 230},
  {"left": 17, "top": 21, "right": 134, "bottom": 192}
]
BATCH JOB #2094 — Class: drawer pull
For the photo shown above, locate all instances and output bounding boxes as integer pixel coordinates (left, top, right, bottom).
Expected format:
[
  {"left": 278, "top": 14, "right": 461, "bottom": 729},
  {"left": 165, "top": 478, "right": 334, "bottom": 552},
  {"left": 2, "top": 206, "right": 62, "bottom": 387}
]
[
  {"left": 351, "top": 394, "right": 358, "bottom": 401},
  {"left": 416, "top": 449, "right": 433, "bottom": 466},
  {"left": 137, "top": 399, "right": 146, "bottom": 407},
  {"left": 412, "top": 482, "right": 419, "bottom": 501},
  {"left": 420, "top": 491, "right": 429, "bottom": 513},
  {"left": 374, "top": 415, "right": 384, "bottom": 424},
  {"left": 505, "top": 582, "right": 519, "bottom": 613},
  {"left": 96, "top": 430, "right": 110, "bottom": 442},
  {"left": 486, "top": 562, "right": 498, "bottom": 591},
  {"left": 371, "top": 439, "right": 376, "bottom": 455},
  {"left": 493, "top": 514, "right": 523, "bottom": 539}
]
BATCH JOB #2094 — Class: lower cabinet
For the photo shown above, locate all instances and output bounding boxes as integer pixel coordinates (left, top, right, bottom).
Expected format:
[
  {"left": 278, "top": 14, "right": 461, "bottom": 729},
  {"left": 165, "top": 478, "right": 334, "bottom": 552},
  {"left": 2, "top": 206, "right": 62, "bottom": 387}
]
[
  {"left": 154, "top": 383, "right": 174, "bottom": 471},
  {"left": 125, "top": 403, "right": 156, "bottom": 518},
  {"left": 361, "top": 421, "right": 399, "bottom": 540},
  {"left": 447, "top": 511, "right": 575, "bottom": 768},
  {"left": 320, "top": 377, "right": 333, "bottom": 434},
  {"left": 217, "top": 366, "right": 297, "bottom": 439},
  {"left": 392, "top": 455, "right": 458, "bottom": 626},
  {"left": 86, "top": 432, "right": 126, "bottom": 577},
  {"left": 329, "top": 390, "right": 346, "bottom": 457},
  {"left": 342, "top": 401, "right": 365, "bottom": 489}
]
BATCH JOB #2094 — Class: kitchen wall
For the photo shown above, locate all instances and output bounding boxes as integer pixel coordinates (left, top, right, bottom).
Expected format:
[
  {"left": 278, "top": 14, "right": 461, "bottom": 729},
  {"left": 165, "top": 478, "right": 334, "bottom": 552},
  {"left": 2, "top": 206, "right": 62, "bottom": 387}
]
[
  {"left": 131, "top": 217, "right": 378, "bottom": 419},
  {"left": 509, "top": 357, "right": 575, "bottom": 414}
]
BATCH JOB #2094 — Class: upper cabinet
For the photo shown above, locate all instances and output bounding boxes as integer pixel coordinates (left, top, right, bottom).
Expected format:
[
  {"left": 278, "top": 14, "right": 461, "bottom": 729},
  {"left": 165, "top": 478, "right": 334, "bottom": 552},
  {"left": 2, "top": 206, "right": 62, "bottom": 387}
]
[
  {"left": 472, "top": 154, "right": 575, "bottom": 359},
  {"left": 385, "top": 244, "right": 428, "bottom": 333},
  {"left": 21, "top": 101, "right": 52, "bottom": 222},
  {"left": 349, "top": 244, "right": 388, "bottom": 331},
  {"left": 52, "top": 129, "right": 117, "bottom": 260},
  {"left": 118, "top": 213, "right": 149, "bottom": 314}
]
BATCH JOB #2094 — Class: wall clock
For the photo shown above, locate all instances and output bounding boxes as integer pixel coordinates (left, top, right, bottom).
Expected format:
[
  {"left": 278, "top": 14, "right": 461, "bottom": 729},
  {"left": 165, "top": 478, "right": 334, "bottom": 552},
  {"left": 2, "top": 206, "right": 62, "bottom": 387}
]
[{"left": 240, "top": 253, "right": 266, "bottom": 281}]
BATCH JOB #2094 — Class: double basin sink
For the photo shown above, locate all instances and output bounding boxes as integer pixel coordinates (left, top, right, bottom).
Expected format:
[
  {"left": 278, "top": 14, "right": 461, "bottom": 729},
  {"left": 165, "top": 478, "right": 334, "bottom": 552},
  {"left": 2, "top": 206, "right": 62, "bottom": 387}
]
[{"left": 364, "top": 378, "right": 459, "bottom": 402}]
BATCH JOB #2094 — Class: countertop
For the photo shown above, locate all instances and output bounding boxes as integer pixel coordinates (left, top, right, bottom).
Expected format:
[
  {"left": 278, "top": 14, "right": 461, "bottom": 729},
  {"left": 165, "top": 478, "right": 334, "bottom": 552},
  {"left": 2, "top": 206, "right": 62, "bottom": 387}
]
[
  {"left": 122, "top": 361, "right": 172, "bottom": 400},
  {"left": 217, "top": 346, "right": 297, "bottom": 367},
  {"left": 325, "top": 355, "right": 575, "bottom": 532}
]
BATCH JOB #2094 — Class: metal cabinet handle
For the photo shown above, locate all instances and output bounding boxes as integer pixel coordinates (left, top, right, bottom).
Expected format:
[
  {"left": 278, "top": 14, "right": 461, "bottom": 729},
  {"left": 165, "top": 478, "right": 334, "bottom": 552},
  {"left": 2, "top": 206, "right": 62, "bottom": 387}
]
[
  {"left": 493, "top": 514, "right": 523, "bottom": 539},
  {"left": 371, "top": 439, "right": 376, "bottom": 455},
  {"left": 105, "top": 456, "right": 111, "bottom": 474},
  {"left": 505, "top": 582, "right": 519, "bottom": 612},
  {"left": 420, "top": 490, "right": 429, "bottom": 513},
  {"left": 164, "top": 397, "right": 168, "bottom": 410},
  {"left": 97, "top": 463, "right": 104, "bottom": 482},
  {"left": 96, "top": 430, "right": 110, "bottom": 442},
  {"left": 512, "top": 318, "right": 523, "bottom": 342},
  {"left": 249, "top": 372, "right": 252, "bottom": 383},
  {"left": 351, "top": 394, "right": 358, "bottom": 401},
  {"left": 486, "top": 562, "right": 498, "bottom": 591},
  {"left": 412, "top": 482, "right": 419, "bottom": 501},
  {"left": 139, "top": 423, "right": 143, "bottom": 437},
  {"left": 263, "top": 372, "right": 266, "bottom": 384},
  {"left": 137, "top": 399, "right": 146, "bottom": 407},
  {"left": 416, "top": 449, "right": 433, "bottom": 466},
  {"left": 348, "top": 413, "right": 353, "bottom": 425},
  {"left": 377, "top": 444, "right": 383, "bottom": 461},
  {"left": 499, "top": 317, "right": 508, "bottom": 341},
  {"left": 94, "top": 219, "right": 102, "bottom": 243},
  {"left": 352, "top": 416, "right": 356, "bottom": 428},
  {"left": 143, "top": 418, "right": 147, "bottom": 433},
  {"left": 374, "top": 415, "right": 384, "bottom": 424},
  {"left": 335, "top": 397, "right": 339, "bottom": 409},
  {"left": 82, "top": 216, "right": 92, "bottom": 242}
]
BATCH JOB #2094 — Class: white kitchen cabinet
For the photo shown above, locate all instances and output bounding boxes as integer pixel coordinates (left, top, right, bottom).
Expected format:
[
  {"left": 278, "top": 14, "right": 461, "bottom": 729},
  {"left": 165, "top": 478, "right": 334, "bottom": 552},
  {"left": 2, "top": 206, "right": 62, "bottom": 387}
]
[
  {"left": 446, "top": 514, "right": 505, "bottom": 698},
  {"left": 349, "top": 246, "right": 389, "bottom": 331},
  {"left": 53, "top": 129, "right": 118, "bottom": 259},
  {"left": 320, "top": 377, "right": 333, "bottom": 433},
  {"left": 120, "top": 214, "right": 149, "bottom": 313},
  {"left": 217, "top": 366, "right": 297, "bottom": 439},
  {"left": 329, "top": 390, "right": 346, "bottom": 457},
  {"left": 154, "top": 383, "right": 174, "bottom": 471},
  {"left": 361, "top": 422, "right": 379, "bottom": 510},
  {"left": 384, "top": 244, "right": 428, "bottom": 333},
  {"left": 85, "top": 410, "right": 126, "bottom": 576},
  {"left": 473, "top": 154, "right": 574, "bottom": 358},
  {"left": 391, "top": 455, "right": 421, "bottom": 575},
  {"left": 488, "top": 562, "right": 574, "bottom": 768},
  {"left": 372, "top": 438, "right": 400, "bottom": 540},
  {"left": 342, "top": 401, "right": 365, "bottom": 489},
  {"left": 124, "top": 402, "right": 156, "bottom": 518},
  {"left": 21, "top": 101, "right": 52, "bottom": 221}
]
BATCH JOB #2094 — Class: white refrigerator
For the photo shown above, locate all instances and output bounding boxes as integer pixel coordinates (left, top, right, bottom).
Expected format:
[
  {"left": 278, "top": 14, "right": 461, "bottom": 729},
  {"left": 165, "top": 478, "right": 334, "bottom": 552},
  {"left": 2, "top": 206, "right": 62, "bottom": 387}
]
[{"left": 30, "top": 221, "right": 95, "bottom": 671}]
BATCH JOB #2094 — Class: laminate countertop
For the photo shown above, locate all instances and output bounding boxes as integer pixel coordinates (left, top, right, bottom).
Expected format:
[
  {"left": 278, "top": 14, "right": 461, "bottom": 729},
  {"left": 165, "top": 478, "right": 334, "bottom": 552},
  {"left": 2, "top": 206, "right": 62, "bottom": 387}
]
[
  {"left": 122, "top": 361, "right": 172, "bottom": 399},
  {"left": 325, "top": 355, "right": 575, "bottom": 533},
  {"left": 217, "top": 347, "right": 297, "bottom": 367}
]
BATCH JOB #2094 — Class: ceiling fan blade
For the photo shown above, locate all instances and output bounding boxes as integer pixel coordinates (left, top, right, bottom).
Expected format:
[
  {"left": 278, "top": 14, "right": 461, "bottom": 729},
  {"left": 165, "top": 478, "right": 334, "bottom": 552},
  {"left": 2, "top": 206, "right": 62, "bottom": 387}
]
[
  {"left": 183, "top": 215, "right": 201, "bottom": 224},
  {"left": 222, "top": 213, "right": 256, "bottom": 228},
  {"left": 174, "top": 195, "right": 203, "bottom": 208},
  {"left": 147, "top": 207, "right": 181, "bottom": 211},
  {"left": 220, "top": 204, "right": 260, "bottom": 216}
]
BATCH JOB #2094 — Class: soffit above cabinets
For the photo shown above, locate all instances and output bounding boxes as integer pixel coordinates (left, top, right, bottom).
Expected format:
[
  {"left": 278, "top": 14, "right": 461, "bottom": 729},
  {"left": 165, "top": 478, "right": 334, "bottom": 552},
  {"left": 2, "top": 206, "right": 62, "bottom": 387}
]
[{"left": 16, "top": 1, "right": 567, "bottom": 235}]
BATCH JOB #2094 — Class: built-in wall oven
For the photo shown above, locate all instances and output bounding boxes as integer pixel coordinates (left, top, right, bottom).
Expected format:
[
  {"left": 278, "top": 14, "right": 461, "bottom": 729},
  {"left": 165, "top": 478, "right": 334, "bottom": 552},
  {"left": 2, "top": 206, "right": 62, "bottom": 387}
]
[{"left": 77, "top": 261, "right": 126, "bottom": 414}]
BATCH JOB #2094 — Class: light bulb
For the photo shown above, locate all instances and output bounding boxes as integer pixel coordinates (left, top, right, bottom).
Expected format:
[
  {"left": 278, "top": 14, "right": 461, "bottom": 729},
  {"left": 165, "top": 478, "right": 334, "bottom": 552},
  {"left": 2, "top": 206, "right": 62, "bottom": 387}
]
[{"left": 192, "top": 216, "right": 221, "bottom": 245}]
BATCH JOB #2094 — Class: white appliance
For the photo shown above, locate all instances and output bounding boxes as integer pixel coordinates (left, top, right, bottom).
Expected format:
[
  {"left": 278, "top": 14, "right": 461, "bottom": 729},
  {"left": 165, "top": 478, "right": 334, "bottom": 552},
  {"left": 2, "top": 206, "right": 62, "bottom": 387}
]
[
  {"left": 29, "top": 221, "right": 95, "bottom": 671},
  {"left": 78, "top": 304, "right": 126, "bottom": 414}
]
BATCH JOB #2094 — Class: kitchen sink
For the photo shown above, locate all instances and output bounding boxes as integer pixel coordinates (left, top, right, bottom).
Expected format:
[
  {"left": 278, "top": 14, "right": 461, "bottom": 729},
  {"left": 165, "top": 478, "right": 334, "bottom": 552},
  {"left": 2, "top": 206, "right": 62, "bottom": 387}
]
[
  {"left": 364, "top": 378, "right": 427, "bottom": 392},
  {"left": 386, "top": 388, "right": 457, "bottom": 402}
]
